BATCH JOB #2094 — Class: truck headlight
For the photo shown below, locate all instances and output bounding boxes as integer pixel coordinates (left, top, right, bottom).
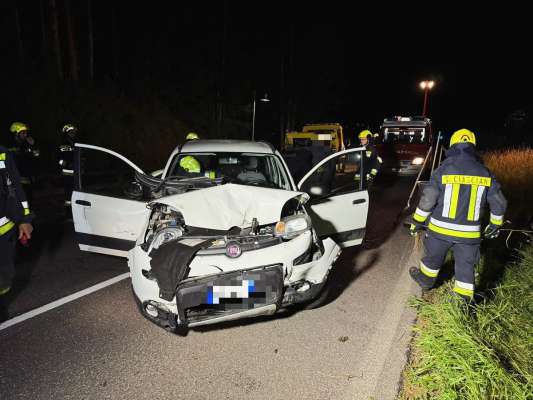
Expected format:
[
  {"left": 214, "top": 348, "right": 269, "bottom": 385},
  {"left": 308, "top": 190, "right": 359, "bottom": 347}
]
[
  {"left": 412, "top": 157, "right": 424, "bottom": 165},
  {"left": 275, "top": 215, "right": 311, "bottom": 239}
]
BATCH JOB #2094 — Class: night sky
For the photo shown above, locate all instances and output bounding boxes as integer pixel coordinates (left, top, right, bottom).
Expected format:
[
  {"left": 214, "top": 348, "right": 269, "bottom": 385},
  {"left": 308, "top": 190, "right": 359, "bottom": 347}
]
[{"left": 1, "top": 2, "right": 531, "bottom": 147}]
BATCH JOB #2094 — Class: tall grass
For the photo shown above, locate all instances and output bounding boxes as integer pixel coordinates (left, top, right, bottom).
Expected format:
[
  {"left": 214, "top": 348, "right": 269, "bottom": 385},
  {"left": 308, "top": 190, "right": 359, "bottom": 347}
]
[
  {"left": 401, "top": 246, "right": 533, "bottom": 399},
  {"left": 483, "top": 148, "right": 533, "bottom": 224}
]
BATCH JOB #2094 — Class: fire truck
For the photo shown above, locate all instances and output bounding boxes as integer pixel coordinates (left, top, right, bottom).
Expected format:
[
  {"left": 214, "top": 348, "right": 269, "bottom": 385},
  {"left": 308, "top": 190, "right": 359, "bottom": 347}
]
[{"left": 376, "top": 116, "right": 433, "bottom": 176}]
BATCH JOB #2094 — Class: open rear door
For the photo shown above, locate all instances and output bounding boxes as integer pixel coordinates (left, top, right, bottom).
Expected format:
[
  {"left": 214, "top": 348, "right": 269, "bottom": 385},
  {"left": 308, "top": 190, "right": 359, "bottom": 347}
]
[
  {"left": 298, "top": 148, "right": 369, "bottom": 248},
  {"left": 72, "top": 144, "right": 152, "bottom": 257}
]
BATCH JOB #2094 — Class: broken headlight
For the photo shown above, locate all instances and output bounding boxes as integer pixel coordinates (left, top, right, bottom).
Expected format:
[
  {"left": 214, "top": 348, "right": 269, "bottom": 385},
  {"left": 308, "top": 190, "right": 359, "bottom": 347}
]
[
  {"left": 149, "top": 227, "right": 184, "bottom": 252},
  {"left": 274, "top": 214, "right": 311, "bottom": 240}
]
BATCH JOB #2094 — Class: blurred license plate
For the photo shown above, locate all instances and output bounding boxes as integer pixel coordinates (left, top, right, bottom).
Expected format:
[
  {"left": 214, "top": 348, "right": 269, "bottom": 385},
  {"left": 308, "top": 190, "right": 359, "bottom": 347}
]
[
  {"left": 177, "top": 265, "right": 282, "bottom": 312},
  {"left": 206, "top": 279, "right": 256, "bottom": 304}
]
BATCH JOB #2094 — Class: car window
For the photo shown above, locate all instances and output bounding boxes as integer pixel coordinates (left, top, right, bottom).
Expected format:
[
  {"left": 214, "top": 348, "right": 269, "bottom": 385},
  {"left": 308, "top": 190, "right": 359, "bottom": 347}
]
[
  {"left": 167, "top": 152, "right": 291, "bottom": 190},
  {"left": 300, "top": 150, "right": 364, "bottom": 196},
  {"left": 383, "top": 128, "right": 426, "bottom": 144},
  {"left": 77, "top": 147, "right": 147, "bottom": 200}
]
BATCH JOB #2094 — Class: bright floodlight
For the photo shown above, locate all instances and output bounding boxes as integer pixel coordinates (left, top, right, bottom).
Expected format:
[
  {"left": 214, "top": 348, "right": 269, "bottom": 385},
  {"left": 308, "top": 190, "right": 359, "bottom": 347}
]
[
  {"left": 420, "top": 80, "right": 435, "bottom": 90},
  {"left": 260, "top": 93, "right": 270, "bottom": 102}
]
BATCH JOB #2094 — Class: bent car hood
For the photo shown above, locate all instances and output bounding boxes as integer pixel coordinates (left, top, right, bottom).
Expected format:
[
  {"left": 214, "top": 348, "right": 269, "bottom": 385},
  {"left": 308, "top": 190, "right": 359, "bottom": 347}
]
[{"left": 156, "top": 183, "right": 309, "bottom": 230}]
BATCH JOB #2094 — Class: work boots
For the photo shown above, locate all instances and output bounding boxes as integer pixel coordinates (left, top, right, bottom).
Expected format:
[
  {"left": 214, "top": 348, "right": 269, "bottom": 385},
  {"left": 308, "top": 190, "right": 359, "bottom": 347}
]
[{"left": 409, "top": 267, "right": 434, "bottom": 291}]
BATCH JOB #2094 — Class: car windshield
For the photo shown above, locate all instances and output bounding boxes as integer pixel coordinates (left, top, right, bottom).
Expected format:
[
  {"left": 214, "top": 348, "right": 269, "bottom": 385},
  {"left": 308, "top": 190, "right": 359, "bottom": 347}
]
[
  {"left": 166, "top": 152, "right": 292, "bottom": 190},
  {"left": 383, "top": 127, "right": 426, "bottom": 144}
]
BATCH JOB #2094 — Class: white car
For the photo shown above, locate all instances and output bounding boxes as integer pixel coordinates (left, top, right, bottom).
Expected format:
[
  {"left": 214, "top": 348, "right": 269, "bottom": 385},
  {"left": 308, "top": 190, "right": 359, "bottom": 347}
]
[{"left": 71, "top": 140, "right": 369, "bottom": 334}]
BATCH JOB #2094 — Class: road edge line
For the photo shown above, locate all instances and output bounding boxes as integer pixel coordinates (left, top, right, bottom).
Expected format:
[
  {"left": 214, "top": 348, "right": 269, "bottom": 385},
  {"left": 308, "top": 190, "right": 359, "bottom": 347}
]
[{"left": 0, "top": 272, "right": 130, "bottom": 331}]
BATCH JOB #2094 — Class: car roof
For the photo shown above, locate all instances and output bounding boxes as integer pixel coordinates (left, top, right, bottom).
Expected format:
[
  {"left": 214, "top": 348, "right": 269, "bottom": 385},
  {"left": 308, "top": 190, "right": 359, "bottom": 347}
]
[{"left": 177, "top": 140, "right": 276, "bottom": 154}]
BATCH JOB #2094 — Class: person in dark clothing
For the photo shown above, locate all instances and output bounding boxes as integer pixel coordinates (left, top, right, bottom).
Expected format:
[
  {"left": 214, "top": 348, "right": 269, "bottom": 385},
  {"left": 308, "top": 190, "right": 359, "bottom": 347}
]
[
  {"left": 308, "top": 140, "right": 333, "bottom": 167},
  {"left": 357, "top": 130, "right": 382, "bottom": 185},
  {"left": 8, "top": 122, "right": 39, "bottom": 205},
  {"left": 408, "top": 129, "right": 507, "bottom": 302},
  {"left": 58, "top": 124, "right": 78, "bottom": 212},
  {"left": 1, "top": 145, "right": 34, "bottom": 320},
  {"left": 282, "top": 138, "right": 313, "bottom": 184}
]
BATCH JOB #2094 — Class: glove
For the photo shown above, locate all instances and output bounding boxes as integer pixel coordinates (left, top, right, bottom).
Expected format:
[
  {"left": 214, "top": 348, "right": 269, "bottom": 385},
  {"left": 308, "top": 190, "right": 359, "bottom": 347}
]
[
  {"left": 484, "top": 223, "right": 501, "bottom": 239},
  {"left": 409, "top": 222, "right": 424, "bottom": 237},
  {"left": 366, "top": 173, "right": 374, "bottom": 183}
]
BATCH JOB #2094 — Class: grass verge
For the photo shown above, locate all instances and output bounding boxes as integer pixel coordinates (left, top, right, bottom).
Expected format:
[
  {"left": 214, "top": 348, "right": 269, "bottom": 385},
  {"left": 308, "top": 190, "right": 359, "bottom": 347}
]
[{"left": 400, "top": 245, "right": 533, "bottom": 399}]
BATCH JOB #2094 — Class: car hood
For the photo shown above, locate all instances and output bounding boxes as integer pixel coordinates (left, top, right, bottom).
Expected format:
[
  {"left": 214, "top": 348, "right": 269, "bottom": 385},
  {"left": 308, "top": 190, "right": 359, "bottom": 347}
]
[{"left": 155, "top": 183, "right": 309, "bottom": 230}]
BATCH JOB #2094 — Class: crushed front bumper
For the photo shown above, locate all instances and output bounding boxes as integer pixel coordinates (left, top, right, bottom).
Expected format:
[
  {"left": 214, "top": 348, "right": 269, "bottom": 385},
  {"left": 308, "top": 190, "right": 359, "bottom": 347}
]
[
  {"left": 129, "top": 233, "right": 341, "bottom": 333},
  {"left": 133, "top": 263, "right": 332, "bottom": 333},
  {"left": 134, "top": 264, "right": 285, "bottom": 331}
]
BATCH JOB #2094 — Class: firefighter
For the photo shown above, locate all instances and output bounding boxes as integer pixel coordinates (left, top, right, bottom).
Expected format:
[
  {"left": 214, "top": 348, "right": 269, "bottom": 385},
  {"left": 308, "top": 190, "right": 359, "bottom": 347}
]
[
  {"left": 179, "top": 132, "right": 201, "bottom": 174},
  {"left": 58, "top": 124, "right": 78, "bottom": 212},
  {"left": 408, "top": 129, "right": 507, "bottom": 302},
  {"left": 357, "top": 130, "right": 382, "bottom": 185},
  {"left": 9, "top": 122, "right": 39, "bottom": 205},
  {"left": 1, "top": 145, "right": 34, "bottom": 319}
]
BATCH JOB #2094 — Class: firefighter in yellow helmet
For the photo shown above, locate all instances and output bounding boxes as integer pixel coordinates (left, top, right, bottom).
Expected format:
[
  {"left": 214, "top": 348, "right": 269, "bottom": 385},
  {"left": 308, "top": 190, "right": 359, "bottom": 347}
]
[
  {"left": 9, "top": 122, "right": 39, "bottom": 205},
  {"left": 179, "top": 132, "right": 201, "bottom": 174},
  {"left": 408, "top": 129, "right": 507, "bottom": 302},
  {"left": 357, "top": 130, "right": 382, "bottom": 185}
]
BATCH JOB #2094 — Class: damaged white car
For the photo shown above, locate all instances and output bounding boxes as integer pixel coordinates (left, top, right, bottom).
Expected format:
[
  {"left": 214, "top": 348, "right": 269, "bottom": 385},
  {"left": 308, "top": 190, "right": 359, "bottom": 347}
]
[{"left": 71, "top": 140, "right": 369, "bottom": 333}]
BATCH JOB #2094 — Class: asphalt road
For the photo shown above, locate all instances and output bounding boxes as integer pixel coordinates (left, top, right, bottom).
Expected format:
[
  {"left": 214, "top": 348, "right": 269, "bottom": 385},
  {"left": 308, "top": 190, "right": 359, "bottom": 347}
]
[{"left": 0, "top": 175, "right": 419, "bottom": 400}]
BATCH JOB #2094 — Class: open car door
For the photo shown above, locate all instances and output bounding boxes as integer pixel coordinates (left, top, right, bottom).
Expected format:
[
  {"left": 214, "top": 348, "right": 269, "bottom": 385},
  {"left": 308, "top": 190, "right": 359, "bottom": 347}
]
[
  {"left": 298, "top": 148, "right": 369, "bottom": 248},
  {"left": 72, "top": 144, "right": 152, "bottom": 257}
]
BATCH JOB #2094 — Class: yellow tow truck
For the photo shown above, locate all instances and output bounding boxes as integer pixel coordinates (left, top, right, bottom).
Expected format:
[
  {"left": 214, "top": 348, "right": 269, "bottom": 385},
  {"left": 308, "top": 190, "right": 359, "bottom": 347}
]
[{"left": 284, "top": 123, "right": 345, "bottom": 152}]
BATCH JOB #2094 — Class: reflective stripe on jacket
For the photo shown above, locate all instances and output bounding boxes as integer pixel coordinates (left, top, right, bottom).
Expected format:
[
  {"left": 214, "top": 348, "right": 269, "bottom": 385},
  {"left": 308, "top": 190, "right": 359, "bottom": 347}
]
[
  {"left": 1, "top": 146, "right": 33, "bottom": 235},
  {"left": 364, "top": 144, "right": 382, "bottom": 176},
  {"left": 412, "top": 143, "right": 507, "bottom": 243}
]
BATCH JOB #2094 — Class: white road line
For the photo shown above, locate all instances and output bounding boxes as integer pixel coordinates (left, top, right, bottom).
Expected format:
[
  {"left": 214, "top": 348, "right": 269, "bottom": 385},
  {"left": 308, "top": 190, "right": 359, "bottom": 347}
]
[{"left": 0, "top": 272, "right": 130, "bottom": 331}]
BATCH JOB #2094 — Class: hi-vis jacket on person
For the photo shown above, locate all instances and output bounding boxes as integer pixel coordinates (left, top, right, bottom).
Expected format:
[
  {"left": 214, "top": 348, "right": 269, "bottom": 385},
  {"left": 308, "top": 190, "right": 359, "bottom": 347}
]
[
  {"left": 364, "top": 143, "right": 382, "bottom": 179},
  {"left": 0, "top": 146, "right": 32, "bottom": 236},
  {"left": 58, "top": 138, "right": 75, "bottom": 176},
  {"left": 412, "top": 142, "right": 507, "bottom": 243}
]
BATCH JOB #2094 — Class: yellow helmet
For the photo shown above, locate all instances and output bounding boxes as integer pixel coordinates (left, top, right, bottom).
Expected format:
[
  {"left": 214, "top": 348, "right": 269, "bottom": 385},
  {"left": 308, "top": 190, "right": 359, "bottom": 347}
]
[
  {"left": 186, "top": 132, "right": 199, "bottom": 141},
  {"left": 358, "top": 130, "right": 372, "bottom": 139},
  {"left": 10, "top": 122, "right": 29, "bottom": 134},
  {"left": 450, "top": 128, "right": 476, "bottom": 147},
  {"left": 179, "top": 155, "right": 201, "bottom": 173},
  {"left": 62, "top": 124, "right": 78, "bottom": 134}
]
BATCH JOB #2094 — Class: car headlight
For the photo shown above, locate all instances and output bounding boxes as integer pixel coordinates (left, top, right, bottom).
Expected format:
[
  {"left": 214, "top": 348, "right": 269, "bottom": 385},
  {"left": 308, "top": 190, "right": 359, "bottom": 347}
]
[
  {"left": 412, "top": 157, "right": 424, "bottom": 165},
  {"left": 150, "top": 227, "right": 184, "bottom": 251},
  {"left": 275, "top": 215, "right": 311, "bottom": 239}
]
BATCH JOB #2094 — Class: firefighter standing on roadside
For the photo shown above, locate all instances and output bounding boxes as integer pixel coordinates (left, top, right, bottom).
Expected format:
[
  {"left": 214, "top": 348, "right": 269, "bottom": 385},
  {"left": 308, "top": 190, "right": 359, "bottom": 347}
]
[
  {"left": 8, "top": 122, "right": 39, "bottom": 205},
  {"left": 58, "top": 124, "right": 78, "bottom": 213},
  {"left": 1, "top": 145, "right": 34, "bottom": 319},
  {"left": 357, "top": 130, "right": 382, "bottom": 185},
  {"left": 408, "top": 129, "right": 507, "bottom": 302}
]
